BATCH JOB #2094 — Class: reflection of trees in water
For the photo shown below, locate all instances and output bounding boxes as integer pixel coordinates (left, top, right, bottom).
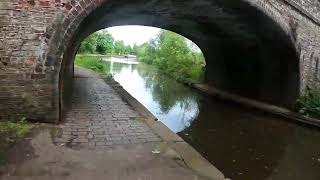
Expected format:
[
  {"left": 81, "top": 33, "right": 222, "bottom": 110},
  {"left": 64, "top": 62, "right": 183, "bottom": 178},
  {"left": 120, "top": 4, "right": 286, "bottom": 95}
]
[
  {"left": 104, "top": 60, "right": 128, "bottom": 74},
  {"left": 178, "top": 97, "right": 200, "bottom": 130},
  {"left": 136, "top": 64, "right": 200, "bottom": 115},
  {"left": 108, "top": 61, "right": 320, "bottom": 180}
]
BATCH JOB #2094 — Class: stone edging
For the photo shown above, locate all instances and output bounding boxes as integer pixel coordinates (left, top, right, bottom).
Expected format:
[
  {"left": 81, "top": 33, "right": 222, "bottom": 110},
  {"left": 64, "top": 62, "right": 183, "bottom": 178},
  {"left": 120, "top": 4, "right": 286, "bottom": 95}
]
[
  {"left": 191, "top": 83, "right": 320, "bottom": 128},
  {"left": 107, "top": 80, "right": 226, "bottom": 180}
]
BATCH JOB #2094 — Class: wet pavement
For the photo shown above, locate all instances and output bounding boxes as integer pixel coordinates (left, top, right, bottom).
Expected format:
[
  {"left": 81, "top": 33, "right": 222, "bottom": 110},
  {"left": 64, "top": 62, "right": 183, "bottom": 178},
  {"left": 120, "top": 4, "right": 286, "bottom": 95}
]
[
  {"left": 0, "top": 67, "right": 219, "bottom": 180},
  {"left": 54, "top": 67, "right": 160, "bottom": 147}
]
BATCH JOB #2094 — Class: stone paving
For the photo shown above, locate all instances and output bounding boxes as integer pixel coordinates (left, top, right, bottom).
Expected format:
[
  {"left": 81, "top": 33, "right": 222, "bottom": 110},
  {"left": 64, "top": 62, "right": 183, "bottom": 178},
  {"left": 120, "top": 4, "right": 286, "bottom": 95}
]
[{"left": 54, "top": 67, "right": 161, "bottom": 147}]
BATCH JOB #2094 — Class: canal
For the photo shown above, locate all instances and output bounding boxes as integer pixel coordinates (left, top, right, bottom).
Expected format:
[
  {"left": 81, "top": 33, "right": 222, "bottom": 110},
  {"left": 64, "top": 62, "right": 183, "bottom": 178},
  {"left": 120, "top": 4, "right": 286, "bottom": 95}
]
[{"left": 104, "top": 57, "right": 320, "bottom": 180}]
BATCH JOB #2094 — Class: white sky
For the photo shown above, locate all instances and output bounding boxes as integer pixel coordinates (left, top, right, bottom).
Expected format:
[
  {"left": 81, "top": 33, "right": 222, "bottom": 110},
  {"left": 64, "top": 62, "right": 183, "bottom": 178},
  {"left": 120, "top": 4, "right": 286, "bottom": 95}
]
[
  {"left": 105, "top": 25, "right": 160, "bottom": 46},
  {"left": 103, "top": 25, "right": 201, "bottom": 52}
]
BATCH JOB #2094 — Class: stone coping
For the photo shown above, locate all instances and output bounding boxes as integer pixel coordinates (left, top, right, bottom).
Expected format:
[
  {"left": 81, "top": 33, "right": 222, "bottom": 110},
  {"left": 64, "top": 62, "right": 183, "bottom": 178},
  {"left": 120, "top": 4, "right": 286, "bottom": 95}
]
[
  {"left": 107, "top": 80, "right": 226, "bottom": 180},
  {"left": 192, "top": 83, "right": 320, "bottom": 128}
]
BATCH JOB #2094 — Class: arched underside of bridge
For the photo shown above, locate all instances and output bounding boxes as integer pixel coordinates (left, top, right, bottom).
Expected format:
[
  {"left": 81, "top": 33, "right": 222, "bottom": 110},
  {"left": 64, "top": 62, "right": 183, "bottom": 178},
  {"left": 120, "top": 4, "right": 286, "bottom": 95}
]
[{"left": 52, "top": 0, "right": 300, "bottom": 120}]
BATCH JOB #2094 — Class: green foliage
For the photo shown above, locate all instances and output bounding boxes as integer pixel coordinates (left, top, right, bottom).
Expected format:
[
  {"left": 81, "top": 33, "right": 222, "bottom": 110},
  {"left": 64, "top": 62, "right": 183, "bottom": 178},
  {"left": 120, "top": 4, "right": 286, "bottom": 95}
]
[
  {"left": 0, "top": 119, "right": 31, "bottom": 139},
  {"left": 296, "top": 87, "right": 320, "bottom": 119},
  {"left": 78, "top": 33, "right": 98, "bottom": 53},
  {"left": 132, "top": 44, "right": 139, "bottom": 55},
  {"left": 75, "top": 56, "right": 107, "bottom": 74},
  {"left": 95, "top": 32, "right": 114, "bottom": 54},
  {"left": 113, "top": 40, "right": 133, "bottom": 55},
  {"left": 79, "top": 31, "right": 133, "bottom": 55},
  {"left": 77, "top": 29, "right": 205, "bottom": 83},
  {"left": 135, "top": 64, "right": 199, "bottom": 113},
  {"left": 137, "top": 30, "right": 205, "bottom": 83},
  {"left": 0, "top": 118, "right": 32, "bottom": 165}
]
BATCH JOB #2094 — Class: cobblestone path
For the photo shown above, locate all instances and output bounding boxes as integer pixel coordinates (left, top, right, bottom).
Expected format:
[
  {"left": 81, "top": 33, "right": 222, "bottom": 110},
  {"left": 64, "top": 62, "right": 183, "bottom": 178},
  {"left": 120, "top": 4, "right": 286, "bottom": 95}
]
[{"left": 54, "top": 67, "right": 161, "bottom": 147}]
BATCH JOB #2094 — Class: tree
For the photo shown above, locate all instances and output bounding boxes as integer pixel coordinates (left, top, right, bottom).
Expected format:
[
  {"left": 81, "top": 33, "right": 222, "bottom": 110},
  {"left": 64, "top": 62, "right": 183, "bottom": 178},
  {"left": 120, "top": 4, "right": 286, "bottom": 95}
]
[
  {"left": 95, "top": 32, "right": 114, "bottom": 54},
  {"left": 137, "top": 30, "right": 205, "bottom": 82},
  {"left": 78, "top": 31, "right": 114, "bottom": 54},
  {"left": 113, "top": 40, "right": 126, "bottom": 55},
  {"left": 132, "top": 44, "right": 139, "bottom": 55},
  {"left": 78, "top": 33, "right": 98, "bottom": 53}
]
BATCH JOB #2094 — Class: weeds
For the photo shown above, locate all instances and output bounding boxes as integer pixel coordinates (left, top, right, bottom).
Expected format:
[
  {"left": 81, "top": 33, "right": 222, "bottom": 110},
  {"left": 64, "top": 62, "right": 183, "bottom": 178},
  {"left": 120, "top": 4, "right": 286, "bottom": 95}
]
[
  {"left": 296, "top": 87, "right": 320, "bottom": 119},
  {"left": 0, "top": 118, "right": 32, "bottom": 164}
]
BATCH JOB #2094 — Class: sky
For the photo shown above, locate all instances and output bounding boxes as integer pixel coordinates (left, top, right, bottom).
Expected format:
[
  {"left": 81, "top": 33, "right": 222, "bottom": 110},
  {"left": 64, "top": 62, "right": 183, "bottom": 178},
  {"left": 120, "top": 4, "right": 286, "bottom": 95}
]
[
  {"left": 103, "top": 25, "right": 201, "bottom": 52},
  {"left": 105, "top": 25, "right": 160, "bottom": 46}
]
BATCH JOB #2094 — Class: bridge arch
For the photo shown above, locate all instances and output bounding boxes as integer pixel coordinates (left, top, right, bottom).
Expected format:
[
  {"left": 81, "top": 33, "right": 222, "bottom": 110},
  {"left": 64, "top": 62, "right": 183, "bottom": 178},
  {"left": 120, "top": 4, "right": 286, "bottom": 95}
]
[{"left": 45, "top": 0, "right": 300, "bottom": 121}]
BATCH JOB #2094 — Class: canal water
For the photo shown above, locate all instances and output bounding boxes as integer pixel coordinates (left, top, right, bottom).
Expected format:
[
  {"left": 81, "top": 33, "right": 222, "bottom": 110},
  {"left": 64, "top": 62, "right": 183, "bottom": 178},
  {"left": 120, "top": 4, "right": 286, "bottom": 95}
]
[{"left": 104, "top": 57, "right": 320, "bottom": 180}]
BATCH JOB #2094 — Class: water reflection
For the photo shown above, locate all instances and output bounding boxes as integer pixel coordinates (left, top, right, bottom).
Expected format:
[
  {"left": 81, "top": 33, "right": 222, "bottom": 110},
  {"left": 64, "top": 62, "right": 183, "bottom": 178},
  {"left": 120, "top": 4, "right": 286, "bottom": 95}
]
[
  {"left": 103, "top": 57, "right": 320, "bottom": 180},
  {"left": 104, "top": 57, "right": 200, "bottom": 133}
]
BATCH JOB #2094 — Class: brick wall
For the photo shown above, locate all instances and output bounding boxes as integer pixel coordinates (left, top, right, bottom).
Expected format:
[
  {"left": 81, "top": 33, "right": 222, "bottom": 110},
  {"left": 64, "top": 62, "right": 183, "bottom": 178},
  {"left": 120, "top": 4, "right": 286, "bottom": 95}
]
[
  {"left": 0, "top": 0, "right": 103, "bottom": 122},
  {"left": 248, "top": 0, "right": 320, "bottom": 91},
  {"left": 0, "top": 0, "right": 319, "bottom": 122},
  {"left": 0, "top": 0, "right": 62, "bottom": 121}
]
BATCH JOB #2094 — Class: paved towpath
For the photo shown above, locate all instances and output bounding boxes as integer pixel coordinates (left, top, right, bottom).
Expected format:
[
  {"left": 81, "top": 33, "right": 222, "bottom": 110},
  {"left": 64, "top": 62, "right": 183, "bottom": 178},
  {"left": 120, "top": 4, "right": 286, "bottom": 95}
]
[
  {"left": 54, "top": 67, "right": 160, "bottom": 147},
  {"left": 0, "top": 67, "right": 216, "bottom": 180}
]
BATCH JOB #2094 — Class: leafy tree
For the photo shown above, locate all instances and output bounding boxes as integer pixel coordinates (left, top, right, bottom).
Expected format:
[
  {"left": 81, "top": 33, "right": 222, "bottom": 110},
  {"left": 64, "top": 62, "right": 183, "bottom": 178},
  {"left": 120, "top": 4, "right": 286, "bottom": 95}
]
[
  {"left": 78, "top": 32, "right": 114, "bottom": 54},
  {"left": 113, "top": 40, "right": 126, "bottom": 55},
  {"left": 78, "top": 33, "right": 98, "bottom": 53},
  {"left": 137, "top": 30, "right": 205, "bottom": 83},
  {"left": 132, "top": 44, "right": 139, "bottom": 55},
  {"left": 78, "top": 29, "right": 205, "bottom": 82},
  {"left": 95, "top": 32, "right": 114, "bottom": 54}
]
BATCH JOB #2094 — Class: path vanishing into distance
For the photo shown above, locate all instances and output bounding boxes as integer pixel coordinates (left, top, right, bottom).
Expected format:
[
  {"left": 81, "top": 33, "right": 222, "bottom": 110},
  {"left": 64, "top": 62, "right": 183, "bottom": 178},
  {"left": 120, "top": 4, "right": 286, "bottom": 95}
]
[{"left": 0, "top": 67, "right": 224, "bottom": 180}]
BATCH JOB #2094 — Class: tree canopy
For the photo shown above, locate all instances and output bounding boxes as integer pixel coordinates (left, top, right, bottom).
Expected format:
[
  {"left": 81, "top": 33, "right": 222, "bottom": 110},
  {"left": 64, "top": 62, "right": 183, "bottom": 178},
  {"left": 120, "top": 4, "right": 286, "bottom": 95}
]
[
  {"left": 78, "top": 31, "right": 134, "bottom": 56},
  {"left": 137, "top": 30, "right": 205, "bottom": 83},
  {"left": 78, "top": 29, "right": 206, "bottom": 82}
]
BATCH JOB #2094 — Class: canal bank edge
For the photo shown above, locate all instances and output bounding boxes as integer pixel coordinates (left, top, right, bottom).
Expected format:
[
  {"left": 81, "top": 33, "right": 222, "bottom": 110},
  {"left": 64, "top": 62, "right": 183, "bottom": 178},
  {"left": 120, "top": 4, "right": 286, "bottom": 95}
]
[
  {"left": 107, "top": 80, "right": 226, "bottom": 180},
  {"left": 191, "top": 83, "right": 320, "bottom": 128}
]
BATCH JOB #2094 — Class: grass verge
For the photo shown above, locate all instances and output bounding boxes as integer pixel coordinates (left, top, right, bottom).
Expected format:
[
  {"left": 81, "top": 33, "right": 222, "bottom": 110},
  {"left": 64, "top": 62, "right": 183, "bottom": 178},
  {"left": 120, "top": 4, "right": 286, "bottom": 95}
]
[{"left": 75, "top": 55, "right": 114, "bottom": 80}]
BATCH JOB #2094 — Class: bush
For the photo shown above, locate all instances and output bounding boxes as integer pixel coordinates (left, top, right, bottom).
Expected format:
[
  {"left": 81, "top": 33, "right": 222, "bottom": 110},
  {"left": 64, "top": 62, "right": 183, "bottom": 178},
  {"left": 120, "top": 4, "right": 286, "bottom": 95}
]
[{"left": 296, "top": 87, "right": 320, "bottom": 119}]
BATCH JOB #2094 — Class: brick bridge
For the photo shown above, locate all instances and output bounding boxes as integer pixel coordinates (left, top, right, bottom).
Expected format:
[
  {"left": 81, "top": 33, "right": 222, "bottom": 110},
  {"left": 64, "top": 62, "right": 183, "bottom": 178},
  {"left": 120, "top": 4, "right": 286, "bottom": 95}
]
[{"left": 0, "top": 0, "right": 319, "bottom": 123}]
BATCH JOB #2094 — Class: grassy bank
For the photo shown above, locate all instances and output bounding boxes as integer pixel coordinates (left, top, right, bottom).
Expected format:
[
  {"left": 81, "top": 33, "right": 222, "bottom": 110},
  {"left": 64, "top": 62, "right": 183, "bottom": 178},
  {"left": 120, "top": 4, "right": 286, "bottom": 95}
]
[
  {"left": 75, "top": 55, "right": 113, "bottom": 80},
  {"left": 0, "top": 119, "right": 32, "bottom": 164}
]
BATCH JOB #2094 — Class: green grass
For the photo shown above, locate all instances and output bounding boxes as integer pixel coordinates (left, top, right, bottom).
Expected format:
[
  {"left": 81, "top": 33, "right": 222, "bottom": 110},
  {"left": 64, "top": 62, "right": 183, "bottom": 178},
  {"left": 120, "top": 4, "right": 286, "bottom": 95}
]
[
  {"left": 75, "top": 56, "right": 108, "bottom": 74},
  {"left": 75, "top": 55, "right": 114, "bottom": 80},
  {"left": 296, "top": 88, "right": 320, "bottom": 119}
]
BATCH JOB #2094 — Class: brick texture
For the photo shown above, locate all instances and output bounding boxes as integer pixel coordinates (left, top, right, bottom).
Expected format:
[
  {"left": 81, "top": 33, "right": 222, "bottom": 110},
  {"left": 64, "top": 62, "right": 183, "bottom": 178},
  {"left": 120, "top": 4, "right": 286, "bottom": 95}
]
[
  {"left": 0, "top": 0, "right": 319, "bottom": 122},
  {"left": 53, "top": 67, "right": 161, "bottom": 147}
]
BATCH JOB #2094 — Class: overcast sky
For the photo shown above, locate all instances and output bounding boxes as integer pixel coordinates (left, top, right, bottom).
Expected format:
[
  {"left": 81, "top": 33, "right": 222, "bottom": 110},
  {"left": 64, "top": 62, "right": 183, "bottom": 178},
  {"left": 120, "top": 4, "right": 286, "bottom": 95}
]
[
  {"left": 105, "top": 25, "right": 160, "bottom": 46},
  {"left": 104, "top": 25, "right": 201, "bottom": 52}
]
